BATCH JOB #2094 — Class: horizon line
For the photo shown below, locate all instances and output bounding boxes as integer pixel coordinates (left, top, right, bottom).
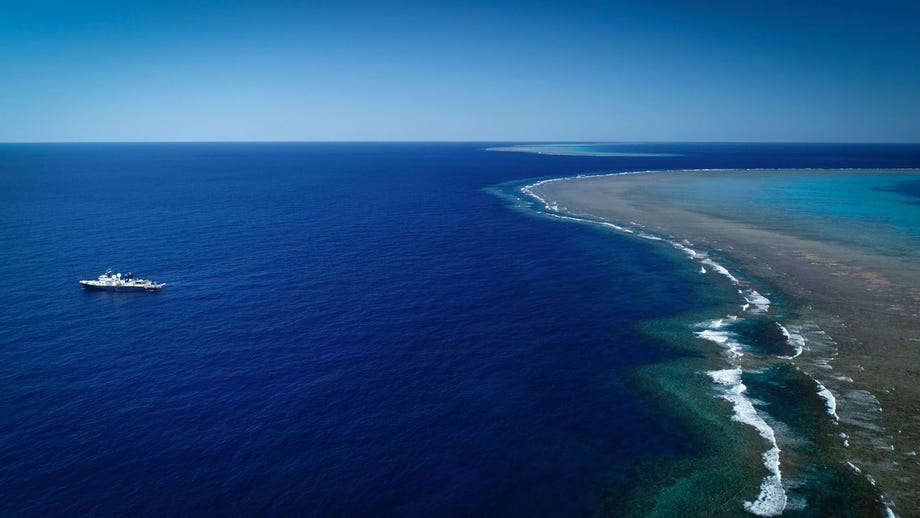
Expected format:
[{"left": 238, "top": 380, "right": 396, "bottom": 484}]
[{"left": 2, "top": 139, "right": 920, "bottom": 145}]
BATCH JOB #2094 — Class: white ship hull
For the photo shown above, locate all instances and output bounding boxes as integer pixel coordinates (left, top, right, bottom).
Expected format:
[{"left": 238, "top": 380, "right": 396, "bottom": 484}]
[
  {"left": 79, "top": 270, "right": 165, "bottom": 292},
  {"left": 80, "top": 281, "right": 163, "bottom": 292}
]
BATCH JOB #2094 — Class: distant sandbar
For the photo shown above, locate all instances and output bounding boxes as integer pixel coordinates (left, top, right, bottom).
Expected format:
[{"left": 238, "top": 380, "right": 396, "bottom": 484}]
[{"left": 487, "top": 144, "right": 680, "bottom": 158}]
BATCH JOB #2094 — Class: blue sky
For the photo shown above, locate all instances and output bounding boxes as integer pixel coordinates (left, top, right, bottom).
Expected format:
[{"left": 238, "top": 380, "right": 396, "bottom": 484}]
[{"left": 2, "top": 0, "right": 919, "bottom": 142}]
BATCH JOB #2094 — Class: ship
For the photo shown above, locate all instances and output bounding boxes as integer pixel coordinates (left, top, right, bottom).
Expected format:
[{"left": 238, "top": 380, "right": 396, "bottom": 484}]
[{"left": 80, "top": 269, "right": 165, "bottom": 292}]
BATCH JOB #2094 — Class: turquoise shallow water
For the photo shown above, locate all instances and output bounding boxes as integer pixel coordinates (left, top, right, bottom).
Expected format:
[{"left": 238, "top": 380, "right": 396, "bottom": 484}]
[{"left": 647, "top": 169, "right": 920, "bottom": 259}]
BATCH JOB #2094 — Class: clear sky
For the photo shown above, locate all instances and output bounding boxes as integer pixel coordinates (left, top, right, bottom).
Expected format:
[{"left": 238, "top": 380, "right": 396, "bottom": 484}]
[{"left": 2, "top": 0, "right": 919, "bottom": 142}]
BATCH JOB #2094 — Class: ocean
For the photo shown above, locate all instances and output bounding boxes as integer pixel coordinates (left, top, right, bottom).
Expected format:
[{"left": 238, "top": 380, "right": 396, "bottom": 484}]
[{"left": 1, "top": 142, "right": 919, "bottom": 516}]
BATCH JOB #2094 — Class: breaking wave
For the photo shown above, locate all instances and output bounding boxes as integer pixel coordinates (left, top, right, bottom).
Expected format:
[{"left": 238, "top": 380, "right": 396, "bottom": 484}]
[{"left": 708, "top": 368, "right": 787, "bottom": 516}]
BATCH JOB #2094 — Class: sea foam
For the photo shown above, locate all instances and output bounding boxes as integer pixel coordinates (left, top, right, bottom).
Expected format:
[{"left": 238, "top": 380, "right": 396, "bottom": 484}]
[
  {"left": 776, "top": 324, "right": 804, "bottom": 359},
  {"left": 695, "top": 318, "right": 743, "bottom": 359},
  {"left": 814, "top": 380, "right": 840, "bottom": 422},
  {"left": 708, "top": 367, "right": 787, "bottom": 516},
  {"left": 700, "top": 257, "right": 740, "bottom": 285},
  {"left": 742, "top": 290, "right": 771, "bottom": 313}
]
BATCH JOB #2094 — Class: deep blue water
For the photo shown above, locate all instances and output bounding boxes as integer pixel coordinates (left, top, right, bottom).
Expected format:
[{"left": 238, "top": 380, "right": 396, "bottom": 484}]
[{"left": 1, "top": 142, "right": 919, "bottom": 515}]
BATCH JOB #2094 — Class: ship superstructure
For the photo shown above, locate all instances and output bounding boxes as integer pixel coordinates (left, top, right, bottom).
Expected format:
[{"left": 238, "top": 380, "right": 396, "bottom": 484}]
[{"left": 80, "top": 269, "right": 165, "bottom": 292}]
